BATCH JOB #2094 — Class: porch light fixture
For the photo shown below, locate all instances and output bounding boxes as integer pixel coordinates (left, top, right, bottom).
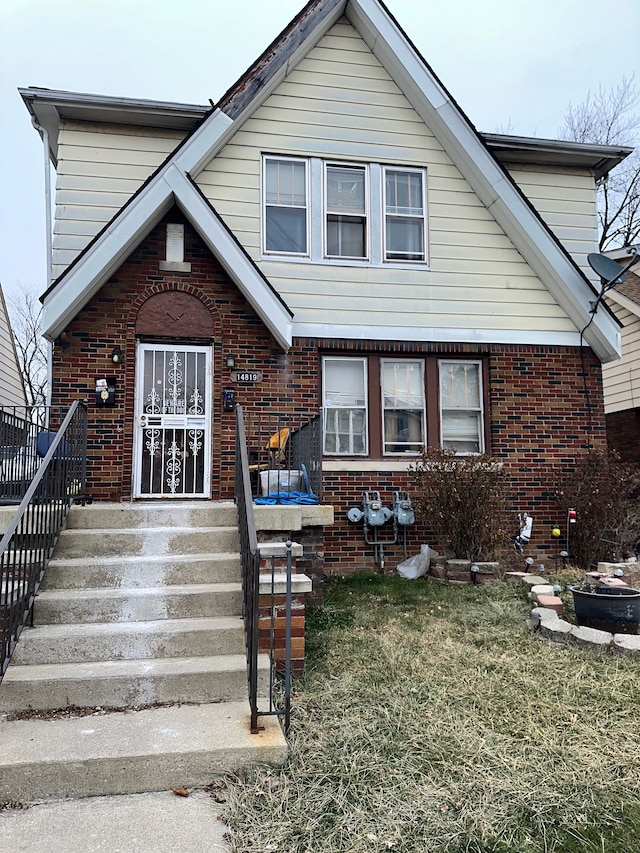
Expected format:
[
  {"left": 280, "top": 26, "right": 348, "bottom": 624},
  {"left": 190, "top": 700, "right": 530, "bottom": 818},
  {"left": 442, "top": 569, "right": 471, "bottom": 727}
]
[
  {"left": 226, "top": 353, "right": 236, "bottom": 369},
  {"left": 111, "top": 346, "right": 124, "bottom": 365}
]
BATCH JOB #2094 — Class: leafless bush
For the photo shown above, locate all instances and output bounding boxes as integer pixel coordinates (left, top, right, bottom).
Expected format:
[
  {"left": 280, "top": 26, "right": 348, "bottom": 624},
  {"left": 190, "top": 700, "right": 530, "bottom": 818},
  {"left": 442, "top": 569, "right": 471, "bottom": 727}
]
[
  {"left": 553, "top": 448, "right": 640, "bottom": 570},
  {"left": 410, "top": 447, "right": 511, "bottom": 560}
]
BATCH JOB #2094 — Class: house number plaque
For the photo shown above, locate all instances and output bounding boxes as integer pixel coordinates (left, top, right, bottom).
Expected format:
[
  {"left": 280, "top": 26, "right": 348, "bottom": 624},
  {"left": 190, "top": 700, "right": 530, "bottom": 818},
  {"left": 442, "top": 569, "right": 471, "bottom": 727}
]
[{"left": 231, "top": 370, "right": 262, "bottom": 384}]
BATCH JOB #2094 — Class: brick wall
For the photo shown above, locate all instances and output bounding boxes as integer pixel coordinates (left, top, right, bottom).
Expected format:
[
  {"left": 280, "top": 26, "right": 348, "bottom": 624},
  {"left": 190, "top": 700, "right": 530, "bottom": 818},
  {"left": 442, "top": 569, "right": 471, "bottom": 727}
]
[
  {"left": 50, "top": 209, "right": 607, "bottom": 573},
  {"left": 606, "top": 408, "right": 640, "bottom": 462},
  {"left": 50, "top": 209, "right": 318, "bottom": 501}
]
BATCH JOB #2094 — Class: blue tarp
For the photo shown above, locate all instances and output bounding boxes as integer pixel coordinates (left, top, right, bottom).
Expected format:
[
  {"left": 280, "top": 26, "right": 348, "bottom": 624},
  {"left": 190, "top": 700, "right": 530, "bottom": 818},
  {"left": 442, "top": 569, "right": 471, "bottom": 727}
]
[{"left": 254, "top": 490, "right": 319, "bottom": 506}]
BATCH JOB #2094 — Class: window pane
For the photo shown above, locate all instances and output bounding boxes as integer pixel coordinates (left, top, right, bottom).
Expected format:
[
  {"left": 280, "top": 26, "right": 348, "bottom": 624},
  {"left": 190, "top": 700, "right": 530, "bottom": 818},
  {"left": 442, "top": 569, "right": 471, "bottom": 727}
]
[
  {"left": 385, "top": 170, "right": 423, "bottom": 216},
  {"left": 383, "top": 410, "right": 423, "bottom": 453},
  {"left": 382, "top": 361, "right": 423, "bottom": 407},
  {"left": 266, "top": 160, "right": 306, "bottom": 206},
  {"left": 440, "top": 363, "right": 480, "bottom": 408},
  {"left": 266, "top": 207, "right": 306, "bottom": 253},
  {"left": 386, "top": 217, "right": 424, "bottom": 260},
  {"left": 327, "top": 215, "right": 366, "bottom": 258},
  {"left": 441, "top": 412, "right": 481, "bottom": 454},
  {"left": 327, "top": 166, "right": 365, "bottom": 214},
  {"left": 324, "top": 359, "right": 366, "bottom": 406}
]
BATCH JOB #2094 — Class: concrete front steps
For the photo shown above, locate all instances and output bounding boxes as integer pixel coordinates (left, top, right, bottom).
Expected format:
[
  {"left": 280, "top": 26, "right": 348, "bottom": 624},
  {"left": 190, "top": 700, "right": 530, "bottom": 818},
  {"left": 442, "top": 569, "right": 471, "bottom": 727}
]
[{"left": 0, "top": 501, "right": 287, "bottom": 802}]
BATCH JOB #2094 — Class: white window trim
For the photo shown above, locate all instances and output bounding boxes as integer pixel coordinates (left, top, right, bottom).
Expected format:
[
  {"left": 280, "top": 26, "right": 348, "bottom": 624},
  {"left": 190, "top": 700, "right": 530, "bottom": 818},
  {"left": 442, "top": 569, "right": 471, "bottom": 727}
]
[
  {"left": 380, "top": 358, "right": 426, "bottom": 456},
  {"left": 261, "top": 155, "right": 310, "bottom": 258},
  {"left": 260, "top": 155, "right": 429, "bottom": 269},
  {"left": 438, "top": 359, "right": 485, "bottom": 455},
  {"left": 322, "top": 356, "right": 369, "bottom": 456},
  {"left": 382, "top": 166, "right": 428, "bottom": 265}
]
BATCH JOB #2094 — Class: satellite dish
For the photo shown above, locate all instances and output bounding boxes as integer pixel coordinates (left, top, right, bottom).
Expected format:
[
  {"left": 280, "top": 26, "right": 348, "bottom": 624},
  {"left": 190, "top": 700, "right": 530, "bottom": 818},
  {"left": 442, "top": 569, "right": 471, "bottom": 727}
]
[{"left": 587, "top": 253, "right": 627, "bottom": 286}]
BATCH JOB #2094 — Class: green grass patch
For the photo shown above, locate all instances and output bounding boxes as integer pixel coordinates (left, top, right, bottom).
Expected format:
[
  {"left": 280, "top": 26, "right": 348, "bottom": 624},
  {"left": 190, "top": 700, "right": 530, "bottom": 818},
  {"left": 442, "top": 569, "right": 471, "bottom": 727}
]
[{"left": 223, "top": 576, "right": 640, "bottom": 852}]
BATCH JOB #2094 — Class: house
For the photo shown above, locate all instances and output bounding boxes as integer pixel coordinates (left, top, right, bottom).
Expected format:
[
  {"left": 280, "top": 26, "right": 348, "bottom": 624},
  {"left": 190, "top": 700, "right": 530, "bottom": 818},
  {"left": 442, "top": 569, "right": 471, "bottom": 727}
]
[
  {"left": 21, "top": 0, "right": 630, "bottom": 571},
  {"left": 603, "top": 263, "right": 640, "bottom": 462},
  {"left": 0, "top": 284, "right": 27, "bottom": 409}
]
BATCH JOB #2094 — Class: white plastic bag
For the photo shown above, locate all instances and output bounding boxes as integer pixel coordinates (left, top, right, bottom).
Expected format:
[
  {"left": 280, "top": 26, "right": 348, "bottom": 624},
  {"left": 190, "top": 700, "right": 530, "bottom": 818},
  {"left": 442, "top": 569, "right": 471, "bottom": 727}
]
[{"left": 396, "top": 544, "right": 439, "bottom": 579}]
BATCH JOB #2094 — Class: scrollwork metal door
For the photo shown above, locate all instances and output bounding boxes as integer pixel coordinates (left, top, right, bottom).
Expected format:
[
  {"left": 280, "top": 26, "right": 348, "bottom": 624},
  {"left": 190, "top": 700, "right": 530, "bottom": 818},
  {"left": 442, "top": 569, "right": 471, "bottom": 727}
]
[{"left": 133, "top": 344, "right": 211, "bottom": 498}]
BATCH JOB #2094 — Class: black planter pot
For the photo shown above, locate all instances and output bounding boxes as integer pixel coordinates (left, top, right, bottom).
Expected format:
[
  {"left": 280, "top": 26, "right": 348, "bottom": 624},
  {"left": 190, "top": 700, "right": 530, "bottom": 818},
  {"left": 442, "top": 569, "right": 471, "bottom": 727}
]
[{"left": 570, "top": 585, "right": 640, "bottom": 635}]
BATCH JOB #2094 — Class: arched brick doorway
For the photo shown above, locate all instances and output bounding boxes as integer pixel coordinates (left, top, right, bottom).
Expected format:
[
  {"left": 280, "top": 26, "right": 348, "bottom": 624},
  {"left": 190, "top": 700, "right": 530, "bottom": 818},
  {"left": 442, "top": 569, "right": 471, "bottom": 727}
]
[{"left": 132, "top": 292, "right": 215, "bottom": 498}]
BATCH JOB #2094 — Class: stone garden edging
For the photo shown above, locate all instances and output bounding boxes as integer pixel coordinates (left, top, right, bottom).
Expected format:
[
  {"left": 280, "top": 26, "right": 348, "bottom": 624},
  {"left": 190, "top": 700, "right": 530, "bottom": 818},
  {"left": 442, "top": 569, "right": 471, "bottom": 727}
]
[{"left": 504, "top": 569, "right": 640, "bottom": 655}]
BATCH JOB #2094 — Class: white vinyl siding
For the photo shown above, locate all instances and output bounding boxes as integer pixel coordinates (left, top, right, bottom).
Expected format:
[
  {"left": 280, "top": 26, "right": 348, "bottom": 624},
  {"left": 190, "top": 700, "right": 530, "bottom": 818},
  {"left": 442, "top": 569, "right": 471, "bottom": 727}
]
[
  {"left": 0, "top": 287, "right": 27, "bottom": 407},
  {"left": 602, "top": 297, "right": 640, "bottom": 414},
  {"left": 198, "top": 17, "right": 579, "bottom": 339},
  {"left": 439, "top": 360, "right": 484, "bottom": 454},
  {"left": 323, "top": 357, "right": 368, "bottom": 455},
  {"left": 52, "top": 121, "right": 187, "bottom": 278},
  {"left": 504, "top": 164, "right": 599, "bottom": 284}
]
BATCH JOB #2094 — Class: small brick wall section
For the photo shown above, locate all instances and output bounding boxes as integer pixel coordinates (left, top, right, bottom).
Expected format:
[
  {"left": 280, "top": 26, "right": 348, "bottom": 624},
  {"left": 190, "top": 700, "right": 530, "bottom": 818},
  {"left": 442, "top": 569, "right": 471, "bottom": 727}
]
[{"left": 606, "top": 407, "right": 640, "bottom": 462}]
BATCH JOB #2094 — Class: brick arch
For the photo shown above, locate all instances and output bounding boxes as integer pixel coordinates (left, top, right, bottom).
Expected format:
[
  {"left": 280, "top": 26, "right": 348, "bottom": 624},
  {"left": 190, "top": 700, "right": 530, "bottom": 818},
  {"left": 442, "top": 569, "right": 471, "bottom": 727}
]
[{"left": 133, "top": 288, "right": 215, "bottom": 339}]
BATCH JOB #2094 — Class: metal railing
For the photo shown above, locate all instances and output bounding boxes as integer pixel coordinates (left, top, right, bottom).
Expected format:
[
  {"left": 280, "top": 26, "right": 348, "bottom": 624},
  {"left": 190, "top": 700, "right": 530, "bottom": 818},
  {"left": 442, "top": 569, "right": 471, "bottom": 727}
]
[
  {"left": 245, "top": 410, "right": 322, "bottom": 501},
  {"left": 236, "top": 405, "right": 293, "bottom": 733},
  {"left": 0, "top": 406, "right": 47, "bottom": 505},
  {"left": 0, "top": 400, "right": 88, "bottom": 679}
]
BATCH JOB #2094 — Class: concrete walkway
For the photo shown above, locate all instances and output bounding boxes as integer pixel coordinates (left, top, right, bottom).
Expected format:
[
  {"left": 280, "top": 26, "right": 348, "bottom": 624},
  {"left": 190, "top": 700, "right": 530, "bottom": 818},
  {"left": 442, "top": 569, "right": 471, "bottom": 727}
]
[{"left": 0, "top": 790, "right": 231, "bottom": 852}]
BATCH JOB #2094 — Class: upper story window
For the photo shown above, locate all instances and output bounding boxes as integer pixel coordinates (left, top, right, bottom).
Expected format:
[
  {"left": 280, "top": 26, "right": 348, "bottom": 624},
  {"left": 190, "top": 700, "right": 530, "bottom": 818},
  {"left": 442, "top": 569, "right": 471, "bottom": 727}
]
[
  {"left": 262, "top": 156, "right": 427, "bottom": 267},
  {"left": 325, "top": 164, "right": 368, "bottom": 260},
  {"left": 263, "top": 157, "right": 308, "bottom": 255},
  {"left": 383, "top": 168, "right": 426, "bottom": 262}
]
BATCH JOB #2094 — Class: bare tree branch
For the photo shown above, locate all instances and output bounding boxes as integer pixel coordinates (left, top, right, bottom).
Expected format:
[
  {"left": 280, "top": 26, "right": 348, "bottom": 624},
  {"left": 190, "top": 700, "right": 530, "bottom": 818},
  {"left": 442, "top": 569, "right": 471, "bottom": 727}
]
[
  {"left": 559, "top": 75, "right": 640, "bottom": 250},
  {"left": 8, "top": 286, "right": 48, "bottom": 408}
]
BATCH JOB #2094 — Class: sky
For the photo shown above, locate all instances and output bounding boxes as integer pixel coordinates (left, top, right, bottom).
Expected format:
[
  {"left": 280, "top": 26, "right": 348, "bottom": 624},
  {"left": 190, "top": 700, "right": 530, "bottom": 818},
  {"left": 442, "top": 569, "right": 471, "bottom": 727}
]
[{"left": 1, "top": 0, "right": 639, "bottom": 308}]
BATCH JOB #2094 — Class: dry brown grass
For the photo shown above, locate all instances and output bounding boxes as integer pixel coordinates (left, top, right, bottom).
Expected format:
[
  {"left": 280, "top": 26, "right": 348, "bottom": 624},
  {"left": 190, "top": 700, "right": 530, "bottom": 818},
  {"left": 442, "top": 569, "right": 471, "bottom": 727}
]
[{"left": 222, "top": 576, "right": 640, "bottom": 852}]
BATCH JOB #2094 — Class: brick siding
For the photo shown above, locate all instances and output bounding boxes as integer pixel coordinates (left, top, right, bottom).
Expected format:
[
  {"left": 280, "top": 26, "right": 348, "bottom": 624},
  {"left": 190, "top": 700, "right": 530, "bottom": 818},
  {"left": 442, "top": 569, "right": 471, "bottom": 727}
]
[{"left": 50, "top": 209, "right": 607, "bottom": 573}]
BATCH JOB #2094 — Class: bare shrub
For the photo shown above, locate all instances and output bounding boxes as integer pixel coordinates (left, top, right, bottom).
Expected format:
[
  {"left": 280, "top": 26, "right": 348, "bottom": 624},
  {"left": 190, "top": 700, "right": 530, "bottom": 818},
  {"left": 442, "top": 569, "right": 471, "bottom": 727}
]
[
  {"left": 410, "top": 447, "right": 511, "bottom": 560},
  {"left": 553, "top": 448, "right": 640, "bottom": 570}
]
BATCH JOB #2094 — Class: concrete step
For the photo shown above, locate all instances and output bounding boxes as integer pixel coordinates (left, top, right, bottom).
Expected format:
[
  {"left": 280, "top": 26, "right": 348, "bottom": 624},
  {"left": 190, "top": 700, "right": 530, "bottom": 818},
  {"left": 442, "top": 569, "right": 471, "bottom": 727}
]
[
  {"left": 34, "top": 583, "right": 243, "bottom": 624},
  {"left": 53, "top": 526, "right": 240, "bottom": 559},
  {"left": 42, "top": 552, "right": 241, "bottom": 590},
  {"left": 11, "top": 616, "right": 246, "bottom": 665},
  {"left": 0, "top": 700, "right": 287, "bottom": 801},
  {"left": 65, "top": 501, "right": 238, "bottom": 530},
  {"left": 0, "top": 653, "right": 266, "bottom": 713}
]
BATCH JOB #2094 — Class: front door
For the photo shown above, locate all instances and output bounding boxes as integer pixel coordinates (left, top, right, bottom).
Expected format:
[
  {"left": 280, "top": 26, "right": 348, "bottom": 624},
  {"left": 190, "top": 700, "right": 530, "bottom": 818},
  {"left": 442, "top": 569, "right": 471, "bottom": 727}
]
[{"left": 133, "top": 343, "right": 212, "bottom": 498}]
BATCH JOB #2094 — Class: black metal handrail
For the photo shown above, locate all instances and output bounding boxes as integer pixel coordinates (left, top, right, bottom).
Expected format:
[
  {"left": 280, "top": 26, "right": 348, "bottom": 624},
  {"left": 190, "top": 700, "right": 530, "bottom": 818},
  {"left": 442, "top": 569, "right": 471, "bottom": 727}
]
[
  {"left": 0, "top": 400, "right": 88, "bottom": 679},
  {"left": 236, "top": 405, "right": 293, "bottom": 733},
  {"left": 245, "top": 410, "right": 322, "bottom": 501}
]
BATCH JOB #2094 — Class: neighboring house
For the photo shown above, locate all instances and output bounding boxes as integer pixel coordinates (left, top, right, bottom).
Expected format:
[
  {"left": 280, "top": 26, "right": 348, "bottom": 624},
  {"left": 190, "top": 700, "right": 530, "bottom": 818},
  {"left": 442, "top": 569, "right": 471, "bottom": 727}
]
[
  {"left": 603, "top": 266, "right": 640, "bottom": 461},
  {"left": 21, "top": 0, "right": 630, "bottom": 570},
  {"left": 0, "top": 284, "right": 27, "bottom": 408}
]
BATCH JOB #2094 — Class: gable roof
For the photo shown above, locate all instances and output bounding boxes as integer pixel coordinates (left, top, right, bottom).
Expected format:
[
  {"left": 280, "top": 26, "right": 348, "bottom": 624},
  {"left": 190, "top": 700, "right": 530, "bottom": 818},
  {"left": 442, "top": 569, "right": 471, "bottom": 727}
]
[
  {"left": 607, "top": 270, "right": 640, "bottom": 319},
  {"left": 35, "top": 0, "right": 622, "bottom": 362}
]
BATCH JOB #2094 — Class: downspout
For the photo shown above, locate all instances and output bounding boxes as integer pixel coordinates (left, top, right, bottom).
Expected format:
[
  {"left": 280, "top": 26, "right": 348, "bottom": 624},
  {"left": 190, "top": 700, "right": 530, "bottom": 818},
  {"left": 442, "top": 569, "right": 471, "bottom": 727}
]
[{"left": 30, "top": 114, "right": 53, "bottom": 409}]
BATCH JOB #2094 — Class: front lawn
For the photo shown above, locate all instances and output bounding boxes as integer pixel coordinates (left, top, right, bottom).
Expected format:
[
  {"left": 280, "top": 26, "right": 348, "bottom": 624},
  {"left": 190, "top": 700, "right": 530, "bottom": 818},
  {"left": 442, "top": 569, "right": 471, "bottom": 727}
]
[{"left": 223, "top": 575, "right": 640, "bottom": 853}]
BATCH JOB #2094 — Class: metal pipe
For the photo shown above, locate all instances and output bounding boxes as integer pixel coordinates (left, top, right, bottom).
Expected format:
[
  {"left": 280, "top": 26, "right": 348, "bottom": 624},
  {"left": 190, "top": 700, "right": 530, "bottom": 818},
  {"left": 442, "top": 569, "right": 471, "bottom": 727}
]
[
  {"left": 30, "top": 116, "right": 53, "bottom": 287},
  {"left": 30, "top": 115, "right": 54, "bottom": 407}
]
